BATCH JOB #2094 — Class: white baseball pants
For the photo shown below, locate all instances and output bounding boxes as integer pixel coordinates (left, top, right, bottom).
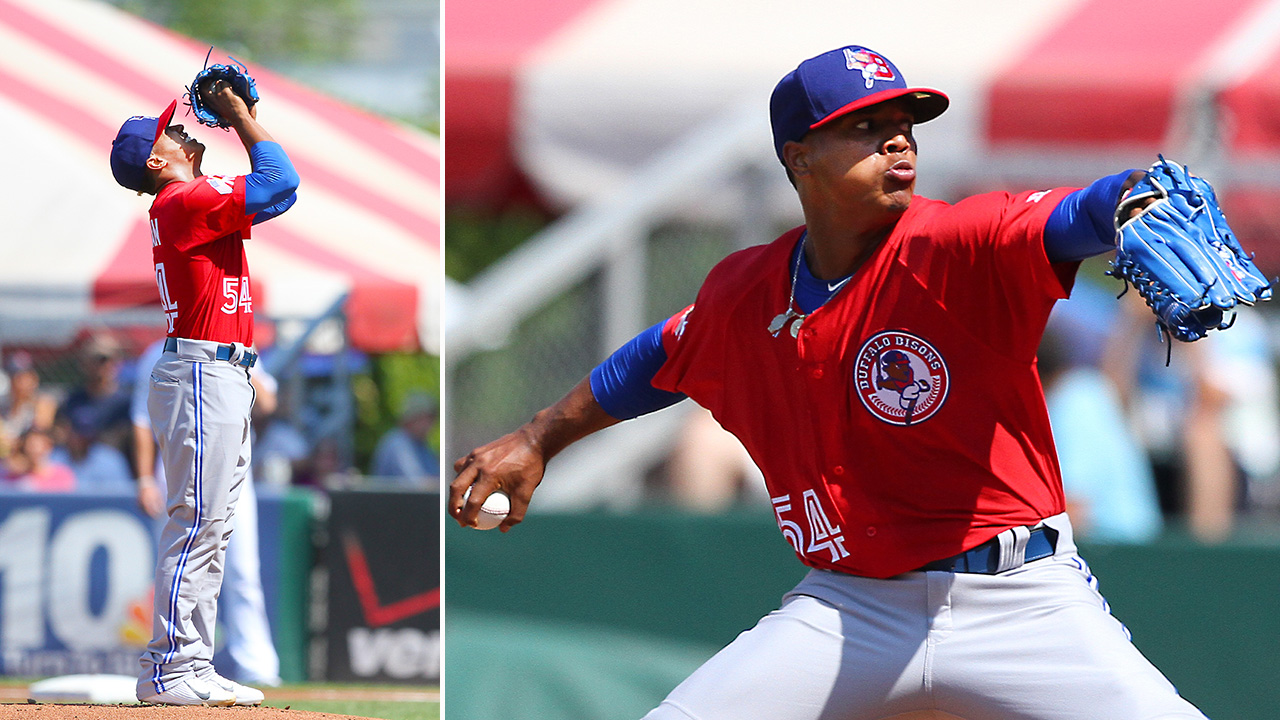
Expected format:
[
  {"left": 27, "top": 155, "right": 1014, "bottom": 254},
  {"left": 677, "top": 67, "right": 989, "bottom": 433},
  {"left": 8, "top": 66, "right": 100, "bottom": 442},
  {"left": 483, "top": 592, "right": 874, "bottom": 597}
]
[
  {"left": 643, "top": 514, "right": 1207, "bottom": 720},
  {"left": 138, "top": 347, "right": 254, "bottom": 697}
]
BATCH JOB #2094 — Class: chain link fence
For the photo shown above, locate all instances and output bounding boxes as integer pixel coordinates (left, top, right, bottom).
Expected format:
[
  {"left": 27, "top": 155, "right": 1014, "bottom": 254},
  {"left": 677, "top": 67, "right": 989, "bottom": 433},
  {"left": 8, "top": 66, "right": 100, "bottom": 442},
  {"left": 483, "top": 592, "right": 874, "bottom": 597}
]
[{"left": 446, "top": 219, "right": 799, "bottom": 498}]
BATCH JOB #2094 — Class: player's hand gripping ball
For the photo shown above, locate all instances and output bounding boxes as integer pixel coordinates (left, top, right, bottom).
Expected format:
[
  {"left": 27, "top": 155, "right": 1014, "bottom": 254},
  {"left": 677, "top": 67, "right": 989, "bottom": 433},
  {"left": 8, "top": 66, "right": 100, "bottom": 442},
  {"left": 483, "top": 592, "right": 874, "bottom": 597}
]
[
  {"left": 462, "top": 487, "right": 510, "bottom": 531},
  {"left": 187, "top": 54, "right": 259, "bottom": 129},
  {"left": 1110, "top": 156, "right": 1272, "bottom": 342}
]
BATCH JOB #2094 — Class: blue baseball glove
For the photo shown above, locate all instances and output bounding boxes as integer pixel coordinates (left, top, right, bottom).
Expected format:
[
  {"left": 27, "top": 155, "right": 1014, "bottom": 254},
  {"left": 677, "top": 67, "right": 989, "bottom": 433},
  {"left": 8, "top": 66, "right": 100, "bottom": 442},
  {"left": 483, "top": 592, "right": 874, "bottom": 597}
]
[
  {"left": 1109, "top": 157, "right": 1272, "bottom": 343},
  {"left": 186, "top": 55, "right": 259, "bottom": 129}
]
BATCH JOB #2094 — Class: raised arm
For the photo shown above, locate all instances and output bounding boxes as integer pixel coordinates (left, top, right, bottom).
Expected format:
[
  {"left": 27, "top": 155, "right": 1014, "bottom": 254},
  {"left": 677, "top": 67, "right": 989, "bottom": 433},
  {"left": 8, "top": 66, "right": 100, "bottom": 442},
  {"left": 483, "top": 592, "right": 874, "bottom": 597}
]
[{"left": 200, "top": 82, "right": 300, "bottom": 217}]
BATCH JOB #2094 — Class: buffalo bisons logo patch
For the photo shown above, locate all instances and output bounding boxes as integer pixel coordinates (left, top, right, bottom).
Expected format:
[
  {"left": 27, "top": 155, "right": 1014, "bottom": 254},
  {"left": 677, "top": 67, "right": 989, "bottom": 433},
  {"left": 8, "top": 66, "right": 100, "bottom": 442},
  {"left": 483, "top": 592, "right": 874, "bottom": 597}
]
[
  {"left": 844, "top": 48, "right": 895, "bottom": 89},
  {"left": 854, "top": 330, "right": 949, "bottom": 426}
]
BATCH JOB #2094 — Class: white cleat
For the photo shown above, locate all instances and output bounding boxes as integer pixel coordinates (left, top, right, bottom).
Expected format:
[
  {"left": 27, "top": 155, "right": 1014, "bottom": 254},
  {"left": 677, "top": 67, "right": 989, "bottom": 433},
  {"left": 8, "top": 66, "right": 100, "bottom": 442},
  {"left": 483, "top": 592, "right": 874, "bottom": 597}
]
[
  {"left": 207, "top": 673, "right": 266, "bottom": 706},
  {"left": 138, "top": 675, "right": 236, "bottom": 706}
]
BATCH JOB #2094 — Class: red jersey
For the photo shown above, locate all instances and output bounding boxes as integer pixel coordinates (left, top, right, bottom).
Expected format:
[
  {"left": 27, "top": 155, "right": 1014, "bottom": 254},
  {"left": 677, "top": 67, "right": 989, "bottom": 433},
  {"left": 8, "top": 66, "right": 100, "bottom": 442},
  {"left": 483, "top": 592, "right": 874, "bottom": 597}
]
[
  {"left": 149, "top": 174, "right": 255, "bottom": 345},
  {"left": 652, "top": 189, "right": 1079, "bottom": 578}
]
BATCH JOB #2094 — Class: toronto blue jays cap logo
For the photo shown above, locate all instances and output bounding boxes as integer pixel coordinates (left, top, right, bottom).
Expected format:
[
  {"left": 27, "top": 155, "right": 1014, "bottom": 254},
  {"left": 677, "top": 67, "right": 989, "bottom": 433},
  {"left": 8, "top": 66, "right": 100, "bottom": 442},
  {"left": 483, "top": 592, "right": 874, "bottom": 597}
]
[
  {"left": 843, "top": 48, "right": 896, "bottom": 89},
  {"left": 854, "top": 330, "right": 949, "bottom": 426},
  {"left": 769, "top": 45, "right": 949, "bottom": 163}
]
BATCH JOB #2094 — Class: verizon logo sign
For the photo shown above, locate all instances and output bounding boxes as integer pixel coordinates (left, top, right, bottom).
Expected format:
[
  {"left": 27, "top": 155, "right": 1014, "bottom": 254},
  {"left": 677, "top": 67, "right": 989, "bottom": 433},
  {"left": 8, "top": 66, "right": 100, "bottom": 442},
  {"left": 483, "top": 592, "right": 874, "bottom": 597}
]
[{"left": 347, "top": 628, "right": 440, "bottom": 679}]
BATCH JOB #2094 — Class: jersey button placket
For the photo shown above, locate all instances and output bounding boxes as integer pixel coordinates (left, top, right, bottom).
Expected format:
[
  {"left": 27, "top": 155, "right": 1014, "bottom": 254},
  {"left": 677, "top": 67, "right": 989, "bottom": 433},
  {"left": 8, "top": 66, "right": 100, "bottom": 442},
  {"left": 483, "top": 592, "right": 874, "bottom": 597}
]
[{"left": 798, "top": 326, "right": 827, "bottom": 381}]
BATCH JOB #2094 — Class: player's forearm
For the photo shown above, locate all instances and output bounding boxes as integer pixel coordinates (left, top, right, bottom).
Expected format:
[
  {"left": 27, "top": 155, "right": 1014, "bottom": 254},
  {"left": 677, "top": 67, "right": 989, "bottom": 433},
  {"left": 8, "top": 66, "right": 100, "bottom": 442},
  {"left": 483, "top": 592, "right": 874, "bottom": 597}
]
[
  {"left": 226, "top": 109, "right": 274, "bottom": 148},
  {"left": 451, "top": 376, "right": 621, "bottom": 531},
  {"left": 524, "top": 376, "right": 623, "bottom": 461}
]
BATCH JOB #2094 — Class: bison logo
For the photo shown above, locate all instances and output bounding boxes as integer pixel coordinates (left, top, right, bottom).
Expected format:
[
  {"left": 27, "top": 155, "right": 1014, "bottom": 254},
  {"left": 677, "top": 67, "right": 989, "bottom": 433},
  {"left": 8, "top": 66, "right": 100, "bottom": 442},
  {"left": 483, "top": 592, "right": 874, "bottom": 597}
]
[{"left": 854, "top": 331, "right": 949, "bottom": 426}]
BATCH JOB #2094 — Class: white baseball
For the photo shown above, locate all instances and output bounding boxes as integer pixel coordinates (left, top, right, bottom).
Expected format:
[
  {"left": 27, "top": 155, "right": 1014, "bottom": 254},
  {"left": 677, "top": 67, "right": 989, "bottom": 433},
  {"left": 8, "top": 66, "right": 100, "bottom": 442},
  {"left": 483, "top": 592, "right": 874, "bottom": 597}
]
[{"left": 464, "top": 488, "right": 510, "bottom": 530}]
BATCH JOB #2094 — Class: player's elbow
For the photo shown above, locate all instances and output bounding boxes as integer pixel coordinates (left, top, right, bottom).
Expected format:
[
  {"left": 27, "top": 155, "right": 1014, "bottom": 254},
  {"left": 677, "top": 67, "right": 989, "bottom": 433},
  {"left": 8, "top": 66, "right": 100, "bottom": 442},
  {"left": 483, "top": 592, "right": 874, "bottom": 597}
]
[
  {"left": 263, "top": 167, "right": 300, "bottom": 208},
  {"left": 272, "top": 160, "right": 300, "bottom": 199},
  {"left": 281, "top": 162, "right": 301, "bottom": 194}
]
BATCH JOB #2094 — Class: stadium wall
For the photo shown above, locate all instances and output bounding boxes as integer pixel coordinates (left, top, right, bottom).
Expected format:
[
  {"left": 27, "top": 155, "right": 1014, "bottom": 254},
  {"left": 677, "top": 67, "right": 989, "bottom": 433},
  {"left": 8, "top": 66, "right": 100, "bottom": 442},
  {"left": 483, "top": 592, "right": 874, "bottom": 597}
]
[{"left": 446, "top": 510, "right": 1280, "bottom": 720}]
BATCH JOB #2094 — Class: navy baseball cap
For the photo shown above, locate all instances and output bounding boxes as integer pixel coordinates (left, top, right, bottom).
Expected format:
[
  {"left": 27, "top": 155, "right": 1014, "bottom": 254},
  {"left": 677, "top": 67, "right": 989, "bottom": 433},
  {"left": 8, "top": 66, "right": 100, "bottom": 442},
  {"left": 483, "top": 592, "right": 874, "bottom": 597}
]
[
  {"left": 110, "top": 99, "right": 178, "bottom": 193},
  {"left": 770, "top": 46, "right": 949, "bottom": 162}
]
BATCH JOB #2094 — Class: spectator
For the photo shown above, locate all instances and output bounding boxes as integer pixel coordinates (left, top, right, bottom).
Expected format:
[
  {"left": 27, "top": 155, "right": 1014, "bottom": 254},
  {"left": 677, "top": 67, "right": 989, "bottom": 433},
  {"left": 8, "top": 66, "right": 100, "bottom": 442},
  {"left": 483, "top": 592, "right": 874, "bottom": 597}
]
[
  {"left": 1199, "top": 307, "right": 1280, "bottom": 511},
  {"left": 1102, "top": 292, "right": 1277, "bottom": 542},
  {"left": 1038, "top": 326, "right": 1162, "bottom": 543},
  {"left": 0, "top": 350, "right": 58, "bottom": 457},
  {"left": 292, "top": 435, "right": 352, "bottom": 489},
  {"left": 59, "top": 333, "right": 132, "bottom": 462},
  {"left": 665, "top": 407, "right": 768, "bottom": 511},
  {"left": 5, "top": 428, "right": 75, "bottom": 492},
  {"left": 51, "top": 413, "right": 133, "bottom": 491},
  {"left": 250, "top": 376, "right": 309, "bottom": 487},
  {"left": 1049, "top": 275, "right": 1275, "bottom": 542},
  {"left": 369, "top": 392, "right": 439, "bottom": 484}
]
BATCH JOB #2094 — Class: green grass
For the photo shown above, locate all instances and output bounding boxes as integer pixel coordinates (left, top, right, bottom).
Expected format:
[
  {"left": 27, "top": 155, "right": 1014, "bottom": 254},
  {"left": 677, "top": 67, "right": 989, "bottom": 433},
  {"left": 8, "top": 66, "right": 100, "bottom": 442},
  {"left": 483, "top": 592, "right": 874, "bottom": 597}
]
[
  {"left": 264, "top": 698, "right": 439, "bottom": 720},
  {"left": 261, "top": 683, "right": 439, "bottom": 720}
]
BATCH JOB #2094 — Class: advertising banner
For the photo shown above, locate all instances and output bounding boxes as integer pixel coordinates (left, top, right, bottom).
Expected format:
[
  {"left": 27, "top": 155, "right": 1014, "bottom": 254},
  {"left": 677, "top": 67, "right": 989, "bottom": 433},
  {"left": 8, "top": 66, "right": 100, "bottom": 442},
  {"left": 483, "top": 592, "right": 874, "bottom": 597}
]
[
  {"left": 316, "top": 489, "right": 440, "bottom": 683},
  {"left": 0, "top": 491, "right": 156, "bottom": 676},
  {"left": 0, "top": 488, "right": 312, "bottom": 679}
]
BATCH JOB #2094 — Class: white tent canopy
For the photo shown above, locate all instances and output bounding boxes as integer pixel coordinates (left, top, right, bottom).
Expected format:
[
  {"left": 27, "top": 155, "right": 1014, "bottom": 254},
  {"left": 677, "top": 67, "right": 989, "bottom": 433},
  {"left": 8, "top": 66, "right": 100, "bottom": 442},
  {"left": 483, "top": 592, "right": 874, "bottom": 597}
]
[{"left": 0, "top": 0, "right": 441, "bottom": 352}]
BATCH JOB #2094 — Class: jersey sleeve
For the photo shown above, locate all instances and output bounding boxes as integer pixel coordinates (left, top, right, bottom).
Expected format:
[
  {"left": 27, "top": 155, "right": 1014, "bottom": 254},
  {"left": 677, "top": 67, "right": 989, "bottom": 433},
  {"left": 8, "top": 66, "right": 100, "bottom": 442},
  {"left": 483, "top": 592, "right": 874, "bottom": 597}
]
[
  {"left": 169, "top": 175, "right": 253, "bottom": 251},
  {"left": 652, "top": 302, "right": 728, "bottom": 414},
  {"left": 251, "top": 193, "right": 298, "bottom": 225},
  {"left": 244, "top": 141, "right": 301, "bottom": 215},
  {"left": 982, "top": 188, "right": 1080, "bottom": 300},
  {"left": 651, "top": 241, "right": 784, "bottom": 414}
]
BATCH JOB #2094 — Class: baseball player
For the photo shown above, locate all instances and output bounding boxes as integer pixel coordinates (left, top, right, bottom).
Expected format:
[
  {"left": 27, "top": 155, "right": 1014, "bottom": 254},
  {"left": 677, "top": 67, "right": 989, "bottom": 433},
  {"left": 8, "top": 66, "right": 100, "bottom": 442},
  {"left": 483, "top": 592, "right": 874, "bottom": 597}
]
[
  {"left": 452, "top": 46, "right": 1214, "bottom": 718},
  {"left": 109, "top": 82, "right": 299, "bottom": 705}
]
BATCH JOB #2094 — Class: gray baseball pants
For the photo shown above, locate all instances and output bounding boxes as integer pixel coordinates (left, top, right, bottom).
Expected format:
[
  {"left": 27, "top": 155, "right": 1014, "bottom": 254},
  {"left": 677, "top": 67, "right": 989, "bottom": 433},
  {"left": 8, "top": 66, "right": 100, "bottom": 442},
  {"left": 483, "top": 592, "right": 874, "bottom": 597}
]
[
  {"left": 643, "top": 513, "right": 1207, "bottom": 720},
  {"left": 138, "top": 341, "right": 254, "bottom": 697}
]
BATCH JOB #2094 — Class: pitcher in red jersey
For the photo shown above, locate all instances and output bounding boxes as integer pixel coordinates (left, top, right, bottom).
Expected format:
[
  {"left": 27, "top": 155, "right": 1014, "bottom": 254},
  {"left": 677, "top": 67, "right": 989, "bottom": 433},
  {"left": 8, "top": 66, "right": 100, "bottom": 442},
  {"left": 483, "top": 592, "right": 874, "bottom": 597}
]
[
  {"left": 111, "top": 82, "right": 298, "bottom": 707},
  {"left": 452, "top": 45, "right": 1208, "bottom": 719}
]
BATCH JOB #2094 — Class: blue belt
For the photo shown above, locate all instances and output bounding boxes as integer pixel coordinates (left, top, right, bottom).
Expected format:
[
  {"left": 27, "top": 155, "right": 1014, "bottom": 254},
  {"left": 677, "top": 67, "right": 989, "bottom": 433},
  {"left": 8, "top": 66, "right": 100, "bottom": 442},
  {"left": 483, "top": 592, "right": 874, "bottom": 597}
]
[
  {"left": 917, "top": 526, "right": 1058, "bottom": 574},
  {"left": 163, "top": 337, "right": 257, "bottom": 368}
]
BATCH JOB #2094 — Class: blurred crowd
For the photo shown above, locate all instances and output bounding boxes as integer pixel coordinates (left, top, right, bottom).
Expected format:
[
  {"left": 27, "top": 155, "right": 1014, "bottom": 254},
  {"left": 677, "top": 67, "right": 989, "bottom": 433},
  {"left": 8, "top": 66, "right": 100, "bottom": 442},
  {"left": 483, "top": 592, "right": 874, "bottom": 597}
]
[
  {"left": 1039, "top": 277, "right": 1280, "bottom": 544},
  {"left": 656, "top": 273, "right": 1280, "bottom": 545},
  {"left": 0, "top": 332, "right": 441, "bottom": 501}
]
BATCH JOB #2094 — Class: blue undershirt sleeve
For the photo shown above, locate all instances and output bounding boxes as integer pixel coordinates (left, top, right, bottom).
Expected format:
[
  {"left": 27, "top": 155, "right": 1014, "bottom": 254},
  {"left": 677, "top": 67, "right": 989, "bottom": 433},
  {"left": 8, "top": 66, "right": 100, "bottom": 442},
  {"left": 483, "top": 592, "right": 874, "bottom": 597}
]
[
  {"left": 243, "top": 141, "right": 301, "bottom": 216},
  {"left": 589, "top": 320, "right": 687, "bottom": 420},
  {"left": 251, "top": 192, "right": 298, "bottom": 224},
  {"left": 1043, "top": 170, "right": 1134, "bottom": 263}
]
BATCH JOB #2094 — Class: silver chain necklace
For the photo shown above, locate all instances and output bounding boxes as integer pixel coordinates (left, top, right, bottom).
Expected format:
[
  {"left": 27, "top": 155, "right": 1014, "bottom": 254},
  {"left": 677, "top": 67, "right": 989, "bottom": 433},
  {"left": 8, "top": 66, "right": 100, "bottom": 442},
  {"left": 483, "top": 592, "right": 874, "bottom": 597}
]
[{"left": 768, "top": 234, "right": 807, "bottom": 338}]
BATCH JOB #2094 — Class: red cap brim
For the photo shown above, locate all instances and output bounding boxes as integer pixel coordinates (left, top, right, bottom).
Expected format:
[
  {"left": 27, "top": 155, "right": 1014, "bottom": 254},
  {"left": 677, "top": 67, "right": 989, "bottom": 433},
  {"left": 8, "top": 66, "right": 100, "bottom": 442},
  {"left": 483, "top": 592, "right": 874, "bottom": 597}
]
[
  {"left": 153, "top": 99, "right": 178, "bottom": 145},
  {"left": 809, "top": 87, "right": 949, "bottom": 131}
]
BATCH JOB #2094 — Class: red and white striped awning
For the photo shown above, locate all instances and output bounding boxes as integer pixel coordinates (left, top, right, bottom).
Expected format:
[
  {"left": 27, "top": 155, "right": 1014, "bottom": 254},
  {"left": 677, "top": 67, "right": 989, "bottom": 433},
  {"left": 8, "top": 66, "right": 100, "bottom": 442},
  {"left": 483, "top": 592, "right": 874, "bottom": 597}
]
[
  {"left": 446, "top": 0, "right": 1280, "bottom": 272},
  {"left": 1, "top": 0, "right": 440, "bottom": 353}
]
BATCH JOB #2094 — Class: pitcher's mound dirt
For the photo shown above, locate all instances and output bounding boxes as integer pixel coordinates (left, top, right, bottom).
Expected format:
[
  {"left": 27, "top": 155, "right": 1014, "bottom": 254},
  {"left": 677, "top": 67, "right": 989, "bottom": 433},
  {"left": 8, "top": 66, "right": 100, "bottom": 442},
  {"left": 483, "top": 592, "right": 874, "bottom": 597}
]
[{"left": 0, "top": 706, "right": 381, "bottom": 720}]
